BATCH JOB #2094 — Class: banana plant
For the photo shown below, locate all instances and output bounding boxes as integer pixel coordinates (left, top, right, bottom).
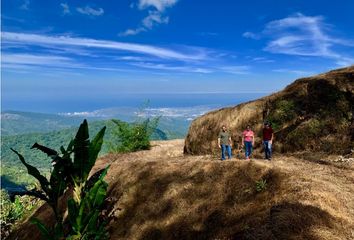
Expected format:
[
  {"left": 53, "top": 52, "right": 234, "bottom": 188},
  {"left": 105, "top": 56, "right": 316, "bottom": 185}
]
[
  {"left": 67, "top": 166, "right": 109, "bottom": 240},
  {"left": 11, "top": 120, "right": 109, "bottom": 239}
]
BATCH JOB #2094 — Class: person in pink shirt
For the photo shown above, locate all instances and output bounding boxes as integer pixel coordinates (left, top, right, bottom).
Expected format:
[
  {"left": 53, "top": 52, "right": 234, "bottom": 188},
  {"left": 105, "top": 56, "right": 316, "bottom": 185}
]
[{"left": 242, "top": 125, "right": 255, "bottom": 160}]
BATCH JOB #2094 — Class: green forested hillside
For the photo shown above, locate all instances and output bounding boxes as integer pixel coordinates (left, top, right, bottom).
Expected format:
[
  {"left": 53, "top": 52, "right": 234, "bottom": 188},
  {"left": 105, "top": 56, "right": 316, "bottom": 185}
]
[
  {"left": 1, "top": 118, "right": 189, "bottom": 186},
  {"left": 1, "top": 111, "right": 84, "bottom": 135}
]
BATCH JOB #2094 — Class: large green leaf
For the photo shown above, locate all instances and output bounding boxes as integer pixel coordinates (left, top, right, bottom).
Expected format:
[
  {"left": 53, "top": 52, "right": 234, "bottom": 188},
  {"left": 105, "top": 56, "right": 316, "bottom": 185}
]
[
  {"left": 86, "top": 165, "right": 110, "bottom": 208},
  {"left": 85, "top": 210, "right": 100, "bottom": 234},
  {"left": 76, "top": 198, "right": 89, "bottom": 232},
  {"left": 62, "top": 139, "right": 75, "bottom": 156},
  {"left": 87, "top": 126, "right": 106, "bottom": 179},
  {"left": 84, "top": 168, "right": 105, "bottom": 192},
  {"left": 31, "top": 142, "right": 58, "bottom": 158},
  {"left": 11, "top": 148, "right": 50, "bottom": 193},
  {"left": 49, "top": 173, "right": 66, "bottom": 202},
  {"left": 9, "top": 189, "right": 49, "bottom": 202},
  {"left": 98, "top": 166, "right": 109, "bottom": 181},
  {"left": 67, "top": 199, "right": 79, "bottom": 232},
  {"left": 73, "top": 120, "right": 90, "bottom": 182},
  {"left": 88, "top": 180, "right": 108, "bottom": 208}
]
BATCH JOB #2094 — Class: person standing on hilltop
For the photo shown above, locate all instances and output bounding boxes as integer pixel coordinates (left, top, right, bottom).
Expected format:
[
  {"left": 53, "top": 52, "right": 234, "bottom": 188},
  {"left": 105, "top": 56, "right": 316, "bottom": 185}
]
[
  {"left": 263, "top": 122, "right": 274, "bottom": 160},
  {"left": 218, "top": 125, "right": 232, "bottom": 160},
  {"left": 242, "top": 125, "right": 254, "bottom": 160}
]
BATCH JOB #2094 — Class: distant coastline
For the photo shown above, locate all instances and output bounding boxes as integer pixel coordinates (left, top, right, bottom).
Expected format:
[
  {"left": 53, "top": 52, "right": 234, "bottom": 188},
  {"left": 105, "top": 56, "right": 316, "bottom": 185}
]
[{"left": 2, "top": 92, "right": 269, "bottom": 114}]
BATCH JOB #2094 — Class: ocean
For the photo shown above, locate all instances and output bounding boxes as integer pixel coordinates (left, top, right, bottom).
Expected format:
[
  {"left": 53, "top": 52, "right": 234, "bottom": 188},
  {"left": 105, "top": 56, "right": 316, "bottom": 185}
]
[{"left": 2, "top": 93, "right": 269, "bottom": 114}]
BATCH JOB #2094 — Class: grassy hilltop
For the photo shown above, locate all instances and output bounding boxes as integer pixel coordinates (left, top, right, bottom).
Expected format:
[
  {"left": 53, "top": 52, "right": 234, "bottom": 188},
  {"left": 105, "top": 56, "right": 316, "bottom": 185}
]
[
  {"left": 8, "top": 140, "right": 354, "bottom": 240},
  {"left": 185, "top": 66, "right": 354, "bottom": 155}
]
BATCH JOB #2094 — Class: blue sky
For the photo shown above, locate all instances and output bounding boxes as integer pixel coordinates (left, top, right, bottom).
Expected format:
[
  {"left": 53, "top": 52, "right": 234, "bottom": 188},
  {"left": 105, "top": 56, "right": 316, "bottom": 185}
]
[{"left": 1, "top": 0, "right": 354, "bottom": 112}]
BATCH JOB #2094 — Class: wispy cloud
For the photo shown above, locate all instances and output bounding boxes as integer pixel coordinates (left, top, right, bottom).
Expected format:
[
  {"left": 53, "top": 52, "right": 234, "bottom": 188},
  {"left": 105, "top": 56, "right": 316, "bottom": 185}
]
[
  {"left": 142, "top": 11, "right": 169, "bottom": 29},
  {"left": 77, "top": 6, "right": 104, "bottom": 16},
  {"left": 2, "top": 32, "right": 205, "bottom": 61},
  {"left": 131, "top": 62, "right": 213, "bottom": 73},
  {"left": 272, "top": 68, "right": 313, "bottom": 76},
  {"left": 120, "top": 28, "right": 146, "bottom": 36},
  {"left": 131, "top": 62, "right": 250, "bottom": 75},
  {"left": 120, "top": 0, "right": 178, "bottom": 36},
  {"left": 2, "top": 53, "right": 82, "bottom": 68},
  {"left": 60, "top": 3, "right": 70, "bottom": 15},
  {"left": 242, "top": 31, "right": 259, "bottom": 40},
  {"left": 1, "top": 15, "right": 25, "bottom": 23},
  {"left": 2, "top": 32, "right": 249, "bottom": 75},
  {"left": 20, "top": 0, "right": 30, "bottom": 10},
  {"left": 252, "top": 57, "right": 275, "bottom": 63},
  {"left": 119, "top": 56, "right": 148, "bottom": 61},
  {"left": 262, "top": 13, "right": 354, "bottom": 66},
  {"left": 138, "top": 0, "right": 178, "bottom": 12},
  {"left": 217, "top": 65, "right": 250, "bottom": 75},
  {"left": 1, "top": 53, "right": 140, "bottom": 74}
]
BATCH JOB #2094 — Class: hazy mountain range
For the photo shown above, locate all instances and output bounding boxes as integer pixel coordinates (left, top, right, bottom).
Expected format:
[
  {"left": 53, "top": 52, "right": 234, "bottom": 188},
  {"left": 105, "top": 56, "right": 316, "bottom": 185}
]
[{"left": 1, "top": 105, "right": 215, "bottom": 136}]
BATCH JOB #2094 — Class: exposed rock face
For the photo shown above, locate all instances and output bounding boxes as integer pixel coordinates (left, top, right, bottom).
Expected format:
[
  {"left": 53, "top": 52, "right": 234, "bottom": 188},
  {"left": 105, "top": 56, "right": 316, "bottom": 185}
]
[{"left": 184, "top": 66, "right": 354, "bottom": 155}]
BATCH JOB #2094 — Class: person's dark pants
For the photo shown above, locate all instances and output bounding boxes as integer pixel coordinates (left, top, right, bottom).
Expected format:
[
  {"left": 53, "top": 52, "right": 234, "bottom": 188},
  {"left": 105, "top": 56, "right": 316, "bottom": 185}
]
[
  {"left": 221, "top": 144, "right": 232, "bottom": 160},
  {"left": 263, "top": 140, "right": 272, "bottom": 159},
  {"left": 244, "top": 141, "right": 253, "bottom": 159}
]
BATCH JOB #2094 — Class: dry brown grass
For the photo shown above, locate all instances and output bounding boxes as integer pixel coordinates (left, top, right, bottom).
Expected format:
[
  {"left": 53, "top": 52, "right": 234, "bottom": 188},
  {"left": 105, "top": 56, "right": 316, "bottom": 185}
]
[
  {"left": 184, "top": 66, "right": 354, "bottom": 155},
  {"left": 8, "top": 139, "right": 354, "bottom": 240}
]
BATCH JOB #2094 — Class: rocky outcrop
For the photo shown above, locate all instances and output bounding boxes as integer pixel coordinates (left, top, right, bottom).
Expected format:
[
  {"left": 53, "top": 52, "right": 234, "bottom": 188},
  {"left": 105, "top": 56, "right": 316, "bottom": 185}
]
[{"left": 184, "top": 66, "right": 354, "bottom": 155}]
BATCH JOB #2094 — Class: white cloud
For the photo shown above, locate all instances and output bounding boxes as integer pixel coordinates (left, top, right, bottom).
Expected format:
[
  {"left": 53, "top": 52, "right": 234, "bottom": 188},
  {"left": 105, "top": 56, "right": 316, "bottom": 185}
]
[
  {"left": 2, "top": 32, "right": 249, "bottom": 75},
  {"left": 138, "top": 0, "right": 178, "bottom": 12},
  {"left": 1, "top": 15, "right": 26, "bottom": 23},
  {"left": 142, "top": 11, "right": 169, "bottom": 29},
  {"left": 120, "top": 11, "right": 169, "bottom": 36},
  {"left": 60, "top": 3, "right": 70, "bottom": 15},
  {"left": 252, "top": 57, "right": 275, "bottom": 63},
  {"left": 120, "top": 0, "right": 177, "bottom": 36},
  {"left": 131, "top": 62, "right": 213, "bottom": 73},
  {"left": 3, "top": 53, "right": 73, "bottom": 65},
  {"left": 119, "top": 28, "right": 146, "bottom": 36},
  {"left": 119, "top": 56, "right": 146, "bottom": 61},
  {"left": 1, "top": 53, "right": 138, "bottom": 73},
  {"left": 20, "top": 0, "right": 30, "bottom": 10},
  {"left": 131, "top": 62, "right": 251, "bottom": 75},
  {"left": 217, "top": 65, "right": 250, "bottom": 75},
  {"left": 77, "top": 6, "right": 104, "bottom": 16},
  {"left": 263, "top": 13, "right": 354, "bottom": 66},
  {"left": 242, "top": 31, "right": 259, "bottom": 40},
  {"left": 2, "top": 53, "right": 82, "bottom": 69},
  {"left": 272, "top": 68, "right": 313, "bottom": 76},
  {"left": 2, "top": 32, "right": 205, "bottom": 61}
]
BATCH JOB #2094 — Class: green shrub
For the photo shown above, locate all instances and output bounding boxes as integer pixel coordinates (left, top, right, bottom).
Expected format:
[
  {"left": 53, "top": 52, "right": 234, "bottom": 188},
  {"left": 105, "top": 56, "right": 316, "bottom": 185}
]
[
  {"left": 109, "top": 117, "right": 160, "bottom": 153},
  {"left": 268, "top": 100, "right": 297, "bottom": 130},
  {"left": 285, "top": 118, "right": 323, "bottom": 150},
  {"left": 255, "top": 179, "right": 267, "bottom": 192},
  {"left": 0, "top": 190, "right": 41, "bottom": 238},
  {"left": 11, "top": 120, "right": 110, "bottom": 240}
]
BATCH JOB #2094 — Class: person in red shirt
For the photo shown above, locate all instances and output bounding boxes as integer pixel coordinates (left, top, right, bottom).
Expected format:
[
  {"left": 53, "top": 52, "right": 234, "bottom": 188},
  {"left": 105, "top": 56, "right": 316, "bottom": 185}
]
[
  {"left": 262, "top": 122, "right": 274, "bottom": 160},
  {"left": 242, "top": 125, "right": 254, "bottom": 160}
]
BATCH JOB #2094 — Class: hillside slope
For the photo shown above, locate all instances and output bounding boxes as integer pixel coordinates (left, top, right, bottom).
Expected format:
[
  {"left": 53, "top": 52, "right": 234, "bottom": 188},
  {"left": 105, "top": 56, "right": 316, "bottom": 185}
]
[
  {"left": 8, "top": 140, "right": 354, "bottom": 240},
  {"left": 184, "top": 66, "right": 354, "bottom": 155}
]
